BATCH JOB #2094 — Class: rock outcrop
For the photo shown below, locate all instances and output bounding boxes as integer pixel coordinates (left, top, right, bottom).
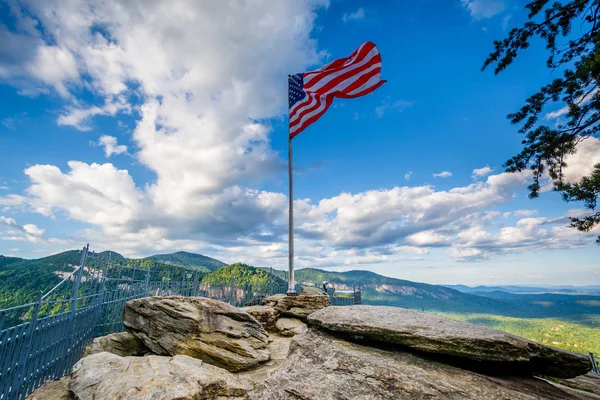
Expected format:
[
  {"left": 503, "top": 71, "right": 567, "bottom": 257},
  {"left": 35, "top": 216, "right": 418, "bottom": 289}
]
[
  {"left": 241, "top": 305, "right": 280, "bottom": 331},
  {"left": 122, "top": 296, "right": 270, "bottom": 371},
  {"left": 28, "top": 295, "right": 596, "bottom": 400},
  {"left": 308, "top": 305, "right": 591, "bottom": 378},
  {"left": 250, "top": 330, "right": 598, "bottom": 400},
  {"left": 27, "top": 377, "right": 69, "bottom": 400},
  {"left": 265, "top": 287, "right": 330, "bottom": 321},
  {"left": 548, "top": 372, "right": 600, "bottom": 397},
  {"left": 275, "top": 318, "right": 307, "bottom": 337},
  {"left": 69, "top": 352, "right": 251, "bottom": 400},
  {"left": 83, "top": 331, "right": 149, "bottom": 357}
]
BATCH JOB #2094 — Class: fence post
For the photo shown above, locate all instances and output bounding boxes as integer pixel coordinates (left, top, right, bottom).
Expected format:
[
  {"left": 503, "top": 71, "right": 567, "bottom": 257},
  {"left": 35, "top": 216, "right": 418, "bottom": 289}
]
[
  {"left": 144, "top": 267, "right": 151, "bottom": 297},
  {"left": 591, "top": 353, "right": 600, "bottom": 374},
  {"left": 269, "top": 267, "right": 274, "bottom": 295},
  {"left": 60, "top": 244, "right": 88, "bottom": 375},
  {"left": 229, "top": 276, "right": 235, "bottom": 306},
  {"left": 12, "top": 291, "right": 42, "bottom": 397},
  {"left": 193, "top": 271, "right": 200, "bottom": 297},
  {"left": 94, "top": 252, "right": 111, "bottom": 336}
]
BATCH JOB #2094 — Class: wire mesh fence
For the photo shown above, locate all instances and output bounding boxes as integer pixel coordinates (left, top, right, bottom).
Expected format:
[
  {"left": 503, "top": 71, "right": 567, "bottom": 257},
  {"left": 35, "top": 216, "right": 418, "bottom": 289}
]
[{"left": 0, "top": 244, "right": 311, "bottom": 400}]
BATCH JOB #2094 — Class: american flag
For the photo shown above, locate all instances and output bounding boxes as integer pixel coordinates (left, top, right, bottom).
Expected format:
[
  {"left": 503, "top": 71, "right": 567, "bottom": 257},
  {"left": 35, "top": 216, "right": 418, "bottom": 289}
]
[{"left": 288, "top": 41, "right": 385, "bottom": 138}]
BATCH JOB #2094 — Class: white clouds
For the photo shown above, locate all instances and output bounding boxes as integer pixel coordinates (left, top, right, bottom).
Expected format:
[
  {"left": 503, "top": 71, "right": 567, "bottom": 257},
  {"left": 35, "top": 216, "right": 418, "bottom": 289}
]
[
  {"left": 6, "top": 0, "right": 326, "bottom": 239},
  {"left": 343, "top": 8, "right": 365, "bottom": 22},
  {"left": 25, "top": 45, "right": 79, "bottom": 97},
  {"left": 461, "top": 0, "right": 505, "bottom": 19},
  {"left": 0, "top": 215, "right": 67, "bottom": 246},
  {"left": 96, "top": 135, "right": 128, "bottom": 157},
  {"left": 23, "top": 224, "right": 44, "bottom": 237},
  {"left": 2, "top": 0, "right": 597, "bottom": 271},
  {"left": 472, "top": 165, "right": 492, "bottom": 179},
  {"left": 433, "top": 171, "right": 452, "bottom": 178},
  {"left": 449, "top": 215, "right": 594, "bottom": 261},
  {"left": 376, "top": 99, "right": 414, "bottom": 118},
  {"left": 57, "top": 96, "right": 130, "bottom": 131},
  {"left": 504, "top": 209, "right": 537, "bottom": 218},
  {"left": 545, "top": 88, "right": 598, "bottom": 120},
  {"left": 561, "top": 136, "right": 600, "bottom": 183},
  {"left": 404, "top": 171, "right": 413, "bottom": 180}
]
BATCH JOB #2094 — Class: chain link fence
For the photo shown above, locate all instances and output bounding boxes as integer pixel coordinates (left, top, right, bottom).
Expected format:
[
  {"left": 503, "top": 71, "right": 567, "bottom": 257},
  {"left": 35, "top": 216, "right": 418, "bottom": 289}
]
[{"left": 0, "top": 245, "right": 300, "bottom": 400}]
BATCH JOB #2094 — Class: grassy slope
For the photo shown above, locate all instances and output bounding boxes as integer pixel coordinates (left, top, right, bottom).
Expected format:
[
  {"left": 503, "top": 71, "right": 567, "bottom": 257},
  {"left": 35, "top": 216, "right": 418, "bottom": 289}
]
[{"left": 440, "top": 312, "right": 600, "bottom": 356}]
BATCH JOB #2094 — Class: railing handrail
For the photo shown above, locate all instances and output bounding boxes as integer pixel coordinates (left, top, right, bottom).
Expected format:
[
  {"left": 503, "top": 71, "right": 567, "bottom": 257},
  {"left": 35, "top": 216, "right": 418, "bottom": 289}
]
[{"left": 41, "top": 264, "right": 83, "bottom": 300}]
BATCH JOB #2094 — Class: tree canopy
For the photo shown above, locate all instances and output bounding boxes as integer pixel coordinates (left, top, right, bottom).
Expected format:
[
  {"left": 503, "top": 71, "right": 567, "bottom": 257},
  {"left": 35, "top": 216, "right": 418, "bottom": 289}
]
[{"left": 484, "top": 0, "right": 600, "bottom": 243}]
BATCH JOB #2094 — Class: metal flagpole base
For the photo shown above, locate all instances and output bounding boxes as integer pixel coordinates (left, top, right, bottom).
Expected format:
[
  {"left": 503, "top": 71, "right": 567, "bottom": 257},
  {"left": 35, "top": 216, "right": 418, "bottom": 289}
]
[{"left": 286, "top": 290, "right": 298, "bottom": 296}]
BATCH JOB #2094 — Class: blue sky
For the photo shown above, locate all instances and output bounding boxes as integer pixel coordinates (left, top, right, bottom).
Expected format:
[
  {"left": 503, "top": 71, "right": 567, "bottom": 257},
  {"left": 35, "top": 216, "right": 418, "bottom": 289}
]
[{"left": 0, "top": 0, "right": 599, "bottom": 285}]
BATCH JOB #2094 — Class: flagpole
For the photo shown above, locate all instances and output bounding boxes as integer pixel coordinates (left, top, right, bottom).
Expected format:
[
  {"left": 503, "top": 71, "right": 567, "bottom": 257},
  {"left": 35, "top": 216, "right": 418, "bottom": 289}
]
[{"left": 287, "top": 75, "right": 297, "bottom": 295}]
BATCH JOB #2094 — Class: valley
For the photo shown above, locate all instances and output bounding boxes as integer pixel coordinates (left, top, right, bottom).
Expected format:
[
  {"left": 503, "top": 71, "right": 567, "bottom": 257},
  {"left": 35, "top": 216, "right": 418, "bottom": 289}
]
[{"left": 1, "top": 249, "right": 598, "bottom": 356}]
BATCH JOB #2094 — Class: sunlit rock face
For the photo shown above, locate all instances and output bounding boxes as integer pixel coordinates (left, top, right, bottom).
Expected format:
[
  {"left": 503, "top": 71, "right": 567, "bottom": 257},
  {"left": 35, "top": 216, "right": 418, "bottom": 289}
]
[
  {"left": 122, "top": 296, "right": 270, "bottom": 371},
  {"left": 307, "top": 305, "right": 592, "bottom": 379}
]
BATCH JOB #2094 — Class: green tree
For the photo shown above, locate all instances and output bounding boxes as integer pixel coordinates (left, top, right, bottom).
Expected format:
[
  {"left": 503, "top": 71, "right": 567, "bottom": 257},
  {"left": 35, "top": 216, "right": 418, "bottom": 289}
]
[{"left": 484, "top": 0, "right": 600, "bottom": 243}]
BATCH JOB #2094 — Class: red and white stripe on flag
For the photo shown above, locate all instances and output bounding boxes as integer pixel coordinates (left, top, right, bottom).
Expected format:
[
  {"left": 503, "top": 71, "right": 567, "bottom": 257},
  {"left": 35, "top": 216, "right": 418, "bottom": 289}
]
[{"left": 288, "top": 41, "right": 385, "bottom": 138}]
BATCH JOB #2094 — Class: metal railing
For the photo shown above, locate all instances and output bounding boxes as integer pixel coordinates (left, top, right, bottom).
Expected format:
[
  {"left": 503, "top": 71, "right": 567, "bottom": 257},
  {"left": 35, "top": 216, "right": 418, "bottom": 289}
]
[
  {"left": 591, "top": 353, "right": 600, "bottom": 375},
  {"left": 0, "top": 245, "right": 294, "bottom": 400}
]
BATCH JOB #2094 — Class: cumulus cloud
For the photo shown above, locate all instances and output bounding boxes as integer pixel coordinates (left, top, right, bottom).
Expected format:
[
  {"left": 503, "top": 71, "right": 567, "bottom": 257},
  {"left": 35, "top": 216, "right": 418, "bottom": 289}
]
[
  {"left": 0, "top": 215, "right": 68, "bottom": 246},
  {"left": 433, "top": 171, "right": 452, "bottom": 178},
  {"left": 472, "top": 165, "right": 492, "bottom": 179},
  {"left": 561, "top": 136, "right": 600, "bottom": 183},
  {"left": 343, "top": 8, "right": 365, "bottom": 22},
  {"left": 95, "top": 135, "right": 128, "bottom": 157},
  {"left": 461, "top": 0, "right": 505, "bottom": 19},
  {"left": 1, "top": 0, "right": 596, "bottom": 269}
]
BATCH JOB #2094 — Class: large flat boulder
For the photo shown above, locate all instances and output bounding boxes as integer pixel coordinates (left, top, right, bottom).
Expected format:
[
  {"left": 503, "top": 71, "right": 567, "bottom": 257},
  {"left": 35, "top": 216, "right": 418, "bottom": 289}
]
[
  {"left": 83, "top": 331, "right": 149, "bottom": 357},
  {"left": 69, "top": 352, "right": 250, "bottom": 400},
  {"left": 307, "top": 305, "right": 591, "bottom": 378},
  {"left": 250, "top": 330, "right": 598, "bottom": 400},
  {"left": 275, "top": 318, "right": 307, "bottom": 337},
  {"left": 264, "top": 289, "right": 330, "bottom": 321},
  {"left": 122, "top": 296, "right": 270, "bottom": 371},
  {"left": 241, "top": 305, "right": 280, "bottom": 331}
]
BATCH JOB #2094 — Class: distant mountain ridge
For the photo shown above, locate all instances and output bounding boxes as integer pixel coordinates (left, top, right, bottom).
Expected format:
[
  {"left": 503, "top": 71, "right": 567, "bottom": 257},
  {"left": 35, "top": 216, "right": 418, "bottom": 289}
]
[
  {"left": 145, "top": 251, "right": 226, "bottom": 272},
  {"left": 2, "top": 249, "right": 599, "bottom": 322},
  {"left": 444, "top": 284, "right": 600, "bottom": 296},
  {"left": 292, "top": 268, "right": 520, "bottom": 315}
]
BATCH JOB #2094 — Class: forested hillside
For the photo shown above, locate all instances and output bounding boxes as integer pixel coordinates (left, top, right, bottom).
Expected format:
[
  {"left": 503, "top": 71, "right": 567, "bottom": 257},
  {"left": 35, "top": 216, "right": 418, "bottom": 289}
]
[
  {"left": 202, "top": 263, "right": 286, "bottom": 291},
  {"left": 0, "top": 250, "right": 206, "bottom": 310},
  {"left": 145, "top": 251, "right": 226, "bottom": 272}
]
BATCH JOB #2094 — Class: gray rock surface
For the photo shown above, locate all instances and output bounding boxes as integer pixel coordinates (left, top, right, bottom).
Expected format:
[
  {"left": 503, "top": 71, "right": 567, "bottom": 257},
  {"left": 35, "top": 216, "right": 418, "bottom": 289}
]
[
  {"left": 27, "top": 377, "right": 69, "bottom": 400},
  {"left": 83, "top": 331, "right": 149, "bottom": 357},
  {"left": 275, "top": 318, "right": 307, "bottom": 337},
  {"left": 250, "top": 330, "right": 598, "bottom": 400},
  {"left": 548, "top": 373, "right": 600, "bottom": 397},
  {"left": 308, "top": 305, "right": 591, "bottom": 378},
  {"left": 241, "top": 305, "right": 279, "bottom": 331},
  {"left": 265, "top": 290, "right": 330, "bottom": 321},
  {"left": 69, "top": 352, "right": 251, "bottom": 400},
  {"left": 300, "top": 286, "right": 327, "bottom": 296},
  {"left": 122, "top": 296, "right": 270, "bottom": 371}
]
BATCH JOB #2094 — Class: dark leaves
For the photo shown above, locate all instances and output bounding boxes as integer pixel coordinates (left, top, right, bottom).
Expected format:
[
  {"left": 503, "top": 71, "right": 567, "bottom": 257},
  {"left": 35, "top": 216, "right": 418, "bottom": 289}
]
[{"left": 485, "top": 0, "right": 600, "bottom": 240}]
